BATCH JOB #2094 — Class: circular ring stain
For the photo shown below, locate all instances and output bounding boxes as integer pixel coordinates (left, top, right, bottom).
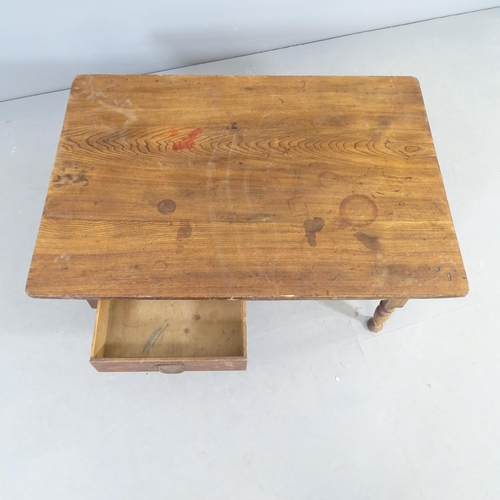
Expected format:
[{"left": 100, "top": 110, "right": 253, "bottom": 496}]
[
  {"left": 157, "top": 199, "right": 176, "bottom": 214},
  {"left": 339, "top": 194, "right": 378, "bottom": 227},
  {"left": 318, "top": 171, "right": 339, "bottom": 188}
]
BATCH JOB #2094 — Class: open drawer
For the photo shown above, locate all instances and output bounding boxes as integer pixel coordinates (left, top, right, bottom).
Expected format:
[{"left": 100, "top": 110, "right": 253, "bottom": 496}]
[{"left": 90, "top": 299, "right": 247, "bottom": 373}]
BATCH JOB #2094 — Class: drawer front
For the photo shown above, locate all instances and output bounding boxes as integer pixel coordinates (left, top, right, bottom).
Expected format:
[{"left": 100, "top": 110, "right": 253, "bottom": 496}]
[{"left": 90, "top": 299, "right": 247, "bottom": 373}]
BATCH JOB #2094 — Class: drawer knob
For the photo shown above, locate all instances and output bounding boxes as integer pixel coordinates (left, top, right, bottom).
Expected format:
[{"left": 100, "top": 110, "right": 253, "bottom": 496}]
[{"left": 154, "top": 364, "right": 185, "bottom": 374}]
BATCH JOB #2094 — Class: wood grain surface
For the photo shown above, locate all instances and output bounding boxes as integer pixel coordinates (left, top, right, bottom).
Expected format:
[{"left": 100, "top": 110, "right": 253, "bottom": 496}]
[{"left": 27, "top": 75, "right": 468, "bottom": 299}]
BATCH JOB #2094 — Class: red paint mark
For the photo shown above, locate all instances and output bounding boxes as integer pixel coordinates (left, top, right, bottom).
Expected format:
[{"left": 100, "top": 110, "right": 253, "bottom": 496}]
[
  {"left": 173, "top": 128, "right": 203, "bottom": 151},
  {"left": 170, "top": 128, "right": 179, "bottom": 137}
]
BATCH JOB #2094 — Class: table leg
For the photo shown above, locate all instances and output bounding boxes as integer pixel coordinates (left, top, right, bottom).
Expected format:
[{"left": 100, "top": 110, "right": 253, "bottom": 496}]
[{"left": 367, "top": 298, "right": 408, "bottom": 332}]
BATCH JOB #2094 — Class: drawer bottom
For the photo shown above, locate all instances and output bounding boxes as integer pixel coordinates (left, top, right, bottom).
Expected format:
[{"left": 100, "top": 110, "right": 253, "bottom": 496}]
[{"left": 90, "top": 299, "right": 247, "bottom": 373}]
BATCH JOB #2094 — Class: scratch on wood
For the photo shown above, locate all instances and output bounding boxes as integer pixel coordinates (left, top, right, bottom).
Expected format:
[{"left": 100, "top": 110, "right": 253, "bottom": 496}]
[
  {"left": 287, "top": 189, "right": 309, "bottom": 218},
  {"left": 215, "top": 126, "right": 227, "bottom": 149},
  {"left": 142, "top": 324, "right": 169, "bottom": 355},
  {"left": 97, "top": 99, "right": 138, "bottom": 125}
]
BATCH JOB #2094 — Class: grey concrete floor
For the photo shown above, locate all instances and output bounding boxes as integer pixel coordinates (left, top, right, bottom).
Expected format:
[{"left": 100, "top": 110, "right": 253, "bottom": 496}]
[{"left": 1, "top": 8, "right": 499, "bottom": 499}]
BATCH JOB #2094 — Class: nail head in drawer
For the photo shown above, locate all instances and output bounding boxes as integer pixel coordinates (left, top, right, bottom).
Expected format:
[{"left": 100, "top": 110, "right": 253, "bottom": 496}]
[{"left": 90, "top": 299, "right": 247, "bottom": 372}]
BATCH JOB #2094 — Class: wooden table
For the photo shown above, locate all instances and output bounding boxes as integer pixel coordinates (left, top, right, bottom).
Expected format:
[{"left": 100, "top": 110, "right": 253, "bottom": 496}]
[{"left": 26, "top": 75, "right": 468, "bottom": 373}]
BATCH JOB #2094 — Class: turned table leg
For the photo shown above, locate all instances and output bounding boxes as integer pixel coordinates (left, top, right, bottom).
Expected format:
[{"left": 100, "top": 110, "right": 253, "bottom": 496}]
[{"left": 367, "top": 298, "right": 408, "bottom": 332}]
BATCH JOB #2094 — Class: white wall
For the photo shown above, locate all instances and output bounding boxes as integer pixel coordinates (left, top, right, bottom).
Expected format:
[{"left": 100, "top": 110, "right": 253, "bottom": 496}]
[{"left": 1, "top": 0, "right": 496, "bottom": 101}]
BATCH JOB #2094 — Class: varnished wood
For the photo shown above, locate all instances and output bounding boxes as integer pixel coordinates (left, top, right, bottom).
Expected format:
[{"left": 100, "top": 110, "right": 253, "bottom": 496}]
[
  {"left": 26, "top": 75, "right": 468, "bottom": 300},
  {"left": 367, "top": 298, "right": 409, "bottom": 332},
  {"left": 90, "top": 299, "right": 247, "bottom": 372}
]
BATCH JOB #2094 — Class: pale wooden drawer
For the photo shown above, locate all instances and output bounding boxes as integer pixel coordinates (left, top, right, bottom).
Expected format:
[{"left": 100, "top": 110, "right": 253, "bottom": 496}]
[{"left": 90, "top": 299, "right": 247, "bottom": 373}]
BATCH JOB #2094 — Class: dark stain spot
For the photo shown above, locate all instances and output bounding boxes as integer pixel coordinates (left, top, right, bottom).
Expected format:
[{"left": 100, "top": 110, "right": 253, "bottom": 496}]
[
  {"left": 303, "top": 217, "right": 325, "bottom": 247},
  {"left": 158, "top": 199, "right": 176, "bottom": 214},
  {"left": 177, "top": 222, "right": 192, "bottom": 240},
  {"left": 447, "top": 273, "right": 452, "bottom": 281},
  {"left": 279, "top": 98, "right": 284, "bottom": 104},
  {"left": 184, "top": 328, "right": 190, "bottom": 334},
  {"left": 153, "top": 260, "right": 168, "bottom": 270},
  {"left": 231, "top": 122, "right": 238, "bottom": 130},
  {"left": 354, "top": 232, "right": 382, "bottom": 251},
  {"left": 53, "top": 171, "right": 89, "bottom": 188},
  {"left": 339, "top": 194, "right": 378, "bottom": 228},
  {"left": 193, "top": 314, "right": 201, "bottom": 321},
  {"left": 378, "top": 116, "right": 391, "bottom": 128},
  {"left": 436, "top": 266, "right": 440, "bottom": 272}
]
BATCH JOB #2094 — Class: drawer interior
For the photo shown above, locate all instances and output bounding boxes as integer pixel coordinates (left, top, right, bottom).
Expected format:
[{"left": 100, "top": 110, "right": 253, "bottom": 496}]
[{"left": 91, "top": 299, "right": 246, "bottom": 372}]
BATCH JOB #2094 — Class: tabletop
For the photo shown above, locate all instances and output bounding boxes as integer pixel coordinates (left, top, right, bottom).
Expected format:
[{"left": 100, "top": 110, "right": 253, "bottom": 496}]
[{"left": 26, "top": 75, "right": 468, "bottom": 300}]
